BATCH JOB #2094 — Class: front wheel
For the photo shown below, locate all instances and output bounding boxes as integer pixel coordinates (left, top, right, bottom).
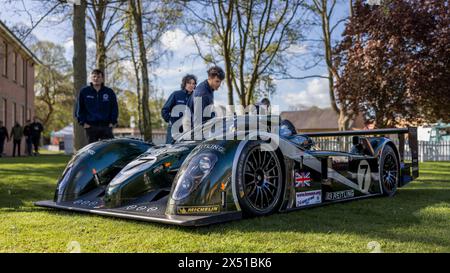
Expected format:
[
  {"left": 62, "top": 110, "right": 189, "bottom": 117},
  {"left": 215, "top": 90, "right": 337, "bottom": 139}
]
[
  {"left": 379, "top": 145, "right": 399, "bottom": 196},
  {"left": 235, "top": 141, "right": 284, "bottom": 216}
]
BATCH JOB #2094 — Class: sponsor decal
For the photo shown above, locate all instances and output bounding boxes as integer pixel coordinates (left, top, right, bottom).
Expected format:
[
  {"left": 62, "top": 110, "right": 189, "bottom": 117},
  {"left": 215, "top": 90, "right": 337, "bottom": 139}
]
[
  {"left": 325, "top": 190, "right": 354, "bottom": 201},
  {"left": 196, "top": 144, "right": 225, "bottom": 153},
  {"left": 294, "top": 171, "right": 311, "bottom": 188},
  {"left": 125, "top": 205, "right": 158, "bottom": 213},
  {"left": 86, "top": 95, "right": 95, "bottom": 99},
  {"left": 73, "top": 200, "right": 99, "bottom": 207},
  {"left": 296, "top": 190, "right": 322, "bottom": 207},
  {"left": 149, "top": 146, "right": 189, "bottom": 156},
  {"left": 177, "top": 205, "right": 220, "bottom": 214},
  {"left": 102, "top": 94, "right": 109, "bottom": 101}
]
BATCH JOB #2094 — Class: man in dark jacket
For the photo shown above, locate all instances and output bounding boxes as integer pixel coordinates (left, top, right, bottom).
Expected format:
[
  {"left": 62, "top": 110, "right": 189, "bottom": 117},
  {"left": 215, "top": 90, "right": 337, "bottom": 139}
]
[
  {"left": 30, "top": 117, "right": 44, "bottom": 155},
  {"left": 23, "top": 120, "right": 33, "bottom": 156},
  {"left": 161, "top": 74, "right": 196, "bottom": 143},
  {"left": 187, "top": 66, "right": 225, "bottom": 128},
  {"left": 0, "top": 121, "right": 9, "bottom": 157},
  {"left": 76, "top": 69, "right": 118, "bottom": 144},
  {"left": 10, "top": 122, "right": 23, "bottom": 157}
]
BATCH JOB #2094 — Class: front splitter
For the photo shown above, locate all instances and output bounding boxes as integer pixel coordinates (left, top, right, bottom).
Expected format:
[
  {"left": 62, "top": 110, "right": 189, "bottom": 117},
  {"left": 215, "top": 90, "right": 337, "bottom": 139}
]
[{"left": 35, "top": 200, "right": 242, "bottom": 226}]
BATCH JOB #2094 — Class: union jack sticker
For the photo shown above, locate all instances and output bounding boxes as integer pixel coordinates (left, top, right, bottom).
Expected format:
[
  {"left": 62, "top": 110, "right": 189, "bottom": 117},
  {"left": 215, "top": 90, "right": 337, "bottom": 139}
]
[{"left": 295, "top": 171, "right": 312, "bottom": 188}]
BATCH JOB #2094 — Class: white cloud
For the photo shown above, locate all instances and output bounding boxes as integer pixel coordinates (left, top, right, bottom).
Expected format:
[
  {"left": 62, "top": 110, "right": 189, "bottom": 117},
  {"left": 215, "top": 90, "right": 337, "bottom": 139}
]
[
  {"left": 279, "top": 78, "right": 330, "bottom": 109},
  {"left": 160, "top": 28, "right": 209, "bottom": 56},
  {"left": 286, "top": 44, "right": 308, "bottom": 55}
]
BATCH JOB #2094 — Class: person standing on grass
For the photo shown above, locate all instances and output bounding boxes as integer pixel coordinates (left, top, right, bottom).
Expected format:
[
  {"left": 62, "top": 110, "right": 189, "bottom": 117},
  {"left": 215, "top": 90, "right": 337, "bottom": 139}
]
[
  {"left": 187, "top": 66, "right": 225, "bottom": 127},
  {"left": 10, "top": 122, "right": 23, "bottom": 157},
  {"left": 0, "top": 121, "right": 9, "bottom": 157},
  {"left": 23, "top": 120, "right": 33, "bottom": 156},
  {"left": 161, "top": 74, "right": 196, "bottom": 144},
  {"left": 76, "top": 69, "right": 118, "bottom": 144},
  {"left": 30, "top": 117, "right": 44, "bottom": 155}
]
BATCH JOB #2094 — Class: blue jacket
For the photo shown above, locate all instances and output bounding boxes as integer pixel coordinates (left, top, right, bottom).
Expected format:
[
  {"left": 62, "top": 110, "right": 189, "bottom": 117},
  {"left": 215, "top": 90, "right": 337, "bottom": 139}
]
[
  {"left": 187, "top": 80, "right": 215, "bottom": 124},
  {"left": 76, "top": 83, "right": 118, "bottom": 126},
  {"left": 161, "top": 89, "right": 191, "bottom": 124}
]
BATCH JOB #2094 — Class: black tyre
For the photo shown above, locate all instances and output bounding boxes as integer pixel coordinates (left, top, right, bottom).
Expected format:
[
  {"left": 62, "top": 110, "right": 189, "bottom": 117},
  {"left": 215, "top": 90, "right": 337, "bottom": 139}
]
[
  {"left": 379, "top": 145, "right": 399, "bottom": 196},
  {"left": 235, "top": 141, "right": 284, "bottom": 216}
]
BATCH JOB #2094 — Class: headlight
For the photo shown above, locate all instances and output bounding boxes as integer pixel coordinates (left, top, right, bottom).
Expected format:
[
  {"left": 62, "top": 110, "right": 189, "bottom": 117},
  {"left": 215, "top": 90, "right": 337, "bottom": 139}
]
[{"left": 172, "top": 152, "right": 218, "bottom": 200}]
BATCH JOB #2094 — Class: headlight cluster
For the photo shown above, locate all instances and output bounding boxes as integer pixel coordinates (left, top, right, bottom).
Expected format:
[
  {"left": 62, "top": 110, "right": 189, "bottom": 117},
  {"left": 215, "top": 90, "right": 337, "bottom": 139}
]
[{"left": 172, "top": 152, "right": 218, "bottom": 200}]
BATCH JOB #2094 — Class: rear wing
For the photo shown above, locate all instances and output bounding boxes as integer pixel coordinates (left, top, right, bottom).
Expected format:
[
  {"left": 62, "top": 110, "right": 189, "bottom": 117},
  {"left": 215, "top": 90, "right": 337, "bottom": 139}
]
[{"left": 302, "top": 128, "right": 419, "bottom": 179}]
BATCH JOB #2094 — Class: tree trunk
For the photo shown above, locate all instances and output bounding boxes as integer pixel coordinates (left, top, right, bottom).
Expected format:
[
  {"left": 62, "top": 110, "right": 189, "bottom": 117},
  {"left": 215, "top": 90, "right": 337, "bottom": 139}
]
[
  {"left": 73, "top": 0, "right": 88, "bottom": 150},
  {"left": 94, "top": 0, "right": 107, "bottom": 73},
  {"left": 129, "top": 0, "right": 152, "bottom": 141}
]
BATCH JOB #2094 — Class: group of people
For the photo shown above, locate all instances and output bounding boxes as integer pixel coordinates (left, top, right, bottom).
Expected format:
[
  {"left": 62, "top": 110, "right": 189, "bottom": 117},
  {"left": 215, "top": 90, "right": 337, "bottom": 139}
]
[
  {"left": 75, "top": 66, "right": 270, "bottom": 146},
  {"left": 0, "top": 117, "right": 44, "bottom": 157},
  {"left": 161, "top": 66, "right": 271, "bottom": 143}
]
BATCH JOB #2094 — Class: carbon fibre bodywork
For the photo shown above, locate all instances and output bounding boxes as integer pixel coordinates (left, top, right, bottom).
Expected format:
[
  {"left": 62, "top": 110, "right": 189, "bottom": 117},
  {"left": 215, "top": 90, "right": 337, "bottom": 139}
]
[{"left": 36, "top": 117, "right": 419, "bottom": 226}]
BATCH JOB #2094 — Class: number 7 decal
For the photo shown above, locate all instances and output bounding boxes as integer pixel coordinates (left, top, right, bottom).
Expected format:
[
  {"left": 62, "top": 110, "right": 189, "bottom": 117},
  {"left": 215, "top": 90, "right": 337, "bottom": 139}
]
[{"left": 357, "top": 160, "right": 371, "bottom": 193}]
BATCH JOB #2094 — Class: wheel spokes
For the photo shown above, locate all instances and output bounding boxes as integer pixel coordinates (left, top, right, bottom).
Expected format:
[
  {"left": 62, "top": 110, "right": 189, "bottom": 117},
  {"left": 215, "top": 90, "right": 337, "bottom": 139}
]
[{"left": 243, "top": 147, "right": 281, "bottom": 211}]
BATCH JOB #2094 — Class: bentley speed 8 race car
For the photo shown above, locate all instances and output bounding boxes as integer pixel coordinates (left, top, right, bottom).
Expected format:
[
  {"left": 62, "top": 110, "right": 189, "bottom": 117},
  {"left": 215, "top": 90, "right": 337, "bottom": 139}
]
[{"left": 36, "top": 115, "right": 419, "bottom": 226}]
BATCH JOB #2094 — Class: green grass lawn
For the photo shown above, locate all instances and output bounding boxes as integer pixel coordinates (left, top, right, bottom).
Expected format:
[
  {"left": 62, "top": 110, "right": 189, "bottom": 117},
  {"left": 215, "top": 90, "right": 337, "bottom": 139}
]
[{"left": 1, "top": 155, "right": 449, "bottom": 253}]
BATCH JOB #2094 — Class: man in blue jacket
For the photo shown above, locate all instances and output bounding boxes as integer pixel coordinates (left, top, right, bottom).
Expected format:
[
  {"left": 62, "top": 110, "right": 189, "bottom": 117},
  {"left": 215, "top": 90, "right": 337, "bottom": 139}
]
[
  {"left": 187, "top": 66, "right": 225, "bottom": 128},
  {"left": 76, "top": 69, "right": 118, "bottom": 144},
  {"left": 161, "top": 74, "right": 196, "bottom": 143}
]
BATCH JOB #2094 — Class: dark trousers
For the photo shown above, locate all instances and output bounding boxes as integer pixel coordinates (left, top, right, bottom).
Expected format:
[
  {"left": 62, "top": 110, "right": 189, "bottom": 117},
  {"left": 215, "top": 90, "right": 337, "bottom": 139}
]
[
  {"left": 166, "top": 124, "right": 174, "bottom": 144},
  {"left": 13, "top": 139, "right": 21, "bottom": 157},
  {"left": 86, "top": 125, "right": 114, "bottom": 144},
  {"left": 26, "top": 137, "right": 33, "bottom": 155},
  {"left": 32, "top": 136, "right": 40, "bottom": 154},
  {"left": 0, "top": 138, "right": 4, "bottom": 156}
]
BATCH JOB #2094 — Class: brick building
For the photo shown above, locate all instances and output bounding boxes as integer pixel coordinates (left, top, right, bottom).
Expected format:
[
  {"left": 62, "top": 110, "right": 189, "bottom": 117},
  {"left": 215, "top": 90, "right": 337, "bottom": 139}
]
[{"left": 0, "top": 21, "right": 40, "bottom": 156}]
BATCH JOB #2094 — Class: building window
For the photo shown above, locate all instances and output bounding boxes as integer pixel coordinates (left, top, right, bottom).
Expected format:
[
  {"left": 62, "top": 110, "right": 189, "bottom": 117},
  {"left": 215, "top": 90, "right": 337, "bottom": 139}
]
[
  {"left": 12, "top": 51, "right": 17, "bottom": 82},
  {"left": 21, "top": 105, "right": 25, "bottom": 125},
  {"left": 1, "top": 42, "right": 7, "bottom": 77},
  {"left": 12, "top": 102, "right": 16, "bottom": 124},
  {"left": 23, "top": 59, "right": 27, "bottom": 87},
  {"left": 18, "top": 55, "right": 24, "bottom": 86},
  {"left": 0, "top": 98, "right": 5, "bottom": 123}
]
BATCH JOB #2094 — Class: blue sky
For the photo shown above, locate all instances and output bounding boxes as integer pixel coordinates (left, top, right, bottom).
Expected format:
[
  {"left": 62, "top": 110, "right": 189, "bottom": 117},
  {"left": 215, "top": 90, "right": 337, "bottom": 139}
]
[{"left": 0, "top": 0, "right": 350, "bottom": 112}]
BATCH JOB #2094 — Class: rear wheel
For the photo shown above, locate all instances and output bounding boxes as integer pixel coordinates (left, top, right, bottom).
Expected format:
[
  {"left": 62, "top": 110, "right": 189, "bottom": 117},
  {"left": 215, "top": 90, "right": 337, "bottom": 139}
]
[
  {"left": 235, "top": 141, "right": 284, "bottom": 216},
  {"left": 379, "top": 145, "right": 399, "bottom": 196}
]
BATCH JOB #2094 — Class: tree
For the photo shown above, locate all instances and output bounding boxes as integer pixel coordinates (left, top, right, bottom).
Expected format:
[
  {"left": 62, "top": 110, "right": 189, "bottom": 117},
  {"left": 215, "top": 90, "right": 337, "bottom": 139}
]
[
  {"left": 335, "top": 0, "right": 450, "bottom": 128},
  {"left": 72, "top": 0, "right": 88, "bottom": 149},
  {"left": 306, "top": 0, "right": 355, "bottom": 130},
  {"left": 33, "top": 41, "right": 73, "bottom": 134},
  {"left": 86, "top": 0, "right": 126, "bottom": 74},
  {"left": 125, "top": 0, "right": 182, "bottom": 140},
  {"left": 128, "top": 0, "right": 152, "bottom": 141},
  {"left": 184, "top": 0, "right": 307, "bottom": 106}
]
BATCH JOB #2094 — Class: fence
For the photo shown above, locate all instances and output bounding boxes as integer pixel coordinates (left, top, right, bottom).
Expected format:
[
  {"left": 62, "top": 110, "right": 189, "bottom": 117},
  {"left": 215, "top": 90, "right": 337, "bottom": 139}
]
[{"left": 313, "top": 137, "right": 450, "bottom": 162}]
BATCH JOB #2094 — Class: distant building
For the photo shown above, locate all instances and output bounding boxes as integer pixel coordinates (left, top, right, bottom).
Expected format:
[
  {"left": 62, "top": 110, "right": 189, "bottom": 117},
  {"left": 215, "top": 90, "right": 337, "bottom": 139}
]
[
  {"left": 280, "top": 107, "right": 365, "bottom": 133},
  {"left": 0, "top": 21, "right": 40, "bottom": 156}
]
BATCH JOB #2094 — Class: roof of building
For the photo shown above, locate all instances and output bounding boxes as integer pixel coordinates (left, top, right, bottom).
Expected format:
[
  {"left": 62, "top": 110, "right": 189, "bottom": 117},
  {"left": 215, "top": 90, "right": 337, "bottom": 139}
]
[
  {"left": 280, "top": 107, "right": 365, "bottom": 131},
  {"left": 0, "top": 20, "right": 41, "bottom": 65}
]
